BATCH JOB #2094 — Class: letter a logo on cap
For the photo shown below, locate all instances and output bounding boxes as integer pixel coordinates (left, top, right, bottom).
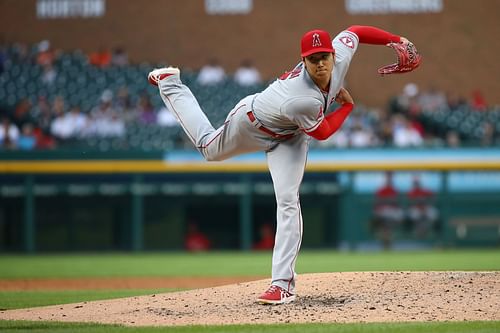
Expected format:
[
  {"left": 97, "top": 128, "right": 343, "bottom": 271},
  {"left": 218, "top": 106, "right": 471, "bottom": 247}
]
[
  {"left": 312, "top": 33, "right": 322, "bottom": 47},
  {"left": 301, "top": 29, "right": 334, "bottom": 57}
]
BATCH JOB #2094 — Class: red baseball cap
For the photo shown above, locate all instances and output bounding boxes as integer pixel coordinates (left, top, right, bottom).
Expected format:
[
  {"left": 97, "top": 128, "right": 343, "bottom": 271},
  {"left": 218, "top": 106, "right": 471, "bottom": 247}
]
[{"left": 301, "top": 29, "right": 334, "bottom": 57}]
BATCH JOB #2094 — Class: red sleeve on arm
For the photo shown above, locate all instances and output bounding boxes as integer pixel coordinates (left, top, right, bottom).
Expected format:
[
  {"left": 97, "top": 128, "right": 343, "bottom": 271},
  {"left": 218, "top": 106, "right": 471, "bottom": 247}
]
[
  {"left": 347, "top": 25, "right": 400, "bottom": 45},
  {"left": 307, "top": 103, "right": 354, "bottom": 140}
]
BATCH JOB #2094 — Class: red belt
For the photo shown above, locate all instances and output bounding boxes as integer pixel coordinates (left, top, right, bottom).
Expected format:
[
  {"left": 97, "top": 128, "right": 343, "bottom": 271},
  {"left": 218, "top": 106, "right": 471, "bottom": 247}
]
[{"left": 247, "top": 111, "right": 294, "bottom": 140}]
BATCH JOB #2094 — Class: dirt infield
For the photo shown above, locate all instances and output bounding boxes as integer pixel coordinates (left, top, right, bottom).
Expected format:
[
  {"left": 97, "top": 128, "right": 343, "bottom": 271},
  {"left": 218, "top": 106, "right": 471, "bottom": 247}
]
[{"left": 1, "top": 272, "right": 499, "bottom": 326}]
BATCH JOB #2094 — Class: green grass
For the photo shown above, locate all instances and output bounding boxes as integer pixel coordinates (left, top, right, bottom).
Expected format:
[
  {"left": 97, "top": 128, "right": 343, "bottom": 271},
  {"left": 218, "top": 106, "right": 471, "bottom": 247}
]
[
  {"left": 0, "top": 249, "right": 499, "bottom": 279},
  {"left": 0, "top": 320, "right": 499, "bottom": 333},
  {"left": 0, "top": 289, "right": 177, "bottom": 310},
  {"left": 1, "top": 250, "right": 499, "bottom": 331}
]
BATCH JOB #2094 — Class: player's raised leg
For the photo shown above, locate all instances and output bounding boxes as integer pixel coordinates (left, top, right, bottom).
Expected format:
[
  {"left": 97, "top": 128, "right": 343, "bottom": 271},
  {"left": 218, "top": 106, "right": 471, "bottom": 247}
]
[
  {"left": 149, "top": 67, "right": 271, "bottom": 162},
  {"left": 148, "top": 67, "right": 216, "bottom": 150}
]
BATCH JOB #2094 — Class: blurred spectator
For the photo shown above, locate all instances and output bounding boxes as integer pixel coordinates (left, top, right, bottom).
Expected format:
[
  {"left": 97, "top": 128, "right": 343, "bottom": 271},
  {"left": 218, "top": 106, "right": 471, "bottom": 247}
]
[
  {"left": 392, "top": 83, "right": 419, "bottom": 114},
  {"left": 446, "top": 91, "right": 468, "bottom": 111},
  {"left": 350, "top": 123, "right": 376, "bottom": 147},
  {"left": 36, "top": 40, "right": 56, "bottom": 67},
  {"left": 33, "top": 126, "right": 56, "bottom": 149},
  {"left": 417, "top": 86, "right": 447, "bottom": 112},
  {"left": 253, "top": 223, "right": 275, "bottom": 250},
  {"left": 378, "top": 119, "right": 394, "bottom": 147},
  {"left": 197, "top": 58, "right": 226, "bottom": 85},
  {"left": 184, "top": 222, "right": 211, "bottom": 252},
  {"left": 111, "top": 46, "right": 129, "bottom": 66},
  {"left": 88, "top": 90, "right": 125, "bottom": 137},
  {"left": 114, "top": 87, "right": 137, "bottom": 123},
  {"left": 41, "top": 63, "right": 57, "bottom": 86},
  {"left": 11, "top": 42, "right": 31, "bottom": 64},
  {"left": 371, "top": 172, "right": 404, "bottom": 250},
  {"left": 0, "top": 116, "right": 20, "bottom": 149},
  {"left": 17, "top": 123, "right": 36, "bottom": 150},
  {"left": 65, "top": 106, "right": 88, "bottom": 138},
  {"left": 12, "top": 98, "right": 33, "bottom": 128},
  {"left": 446, "top": 130, "right": 461, "bottom": 147},
  {"left": 114, "top": 86, "right": 132, "bottom": 111},
  {"left": 471, "top": 90, "right": 487, "bottom": 111},
  {"left": 136, "top": 93, "right": 156, "bottom": 124},
  {"left": 50, "top": 101, "right": 70, "bottom": 140},
  {"left": 52, "top": 95, "right": 66, "bottom": 113},
  {"left": 157, "top": 106, "right": 179, "bottom": 127},
  {"left": 30, "top": 96, "right": 53, "bottom": 134},
  {"left": 392, "top": 114, "right": 423, "bottom": 147},
  {"left": 234, "top": 59, "right": 262, "bottom": 86},
  {"left": 406, "top": 176, "right": 439, "bottom": 238},
  {"left": 89, "top": 46, "right": 112, "bottom": 68},
  {"left": 480, "top": 122, "right": 496, "bottom": 147},
  {"left": 90, "top": 90, "right": 114, "bottom": 119},
  {"left": 104, "top": 112, "right": 126, "bottom": 137},
  {"left": 407, "top": 112, "right": 425, "bottom": 137}
]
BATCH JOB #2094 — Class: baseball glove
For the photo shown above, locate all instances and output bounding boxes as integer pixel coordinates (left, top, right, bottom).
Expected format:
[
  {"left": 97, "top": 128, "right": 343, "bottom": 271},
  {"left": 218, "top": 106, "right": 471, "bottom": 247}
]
[{"left": 378, "top": 41, "right": 422, "bottom": 75}]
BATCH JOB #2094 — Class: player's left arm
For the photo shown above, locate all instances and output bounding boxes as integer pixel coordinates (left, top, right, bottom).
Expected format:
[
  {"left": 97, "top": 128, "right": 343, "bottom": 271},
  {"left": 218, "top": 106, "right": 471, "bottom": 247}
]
[
  {"left": 346, "top": 25, "right": 402, "bottom": 45},
  {"left": 347, "top": 25, "right": 421, "bottom": 75}
]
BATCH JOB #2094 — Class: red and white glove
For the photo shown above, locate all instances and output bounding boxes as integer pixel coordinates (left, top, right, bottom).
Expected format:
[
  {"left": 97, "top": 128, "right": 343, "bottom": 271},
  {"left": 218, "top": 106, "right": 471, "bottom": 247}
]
[{"left": 378, "top": 39, "right": 422, "bottom": 75}]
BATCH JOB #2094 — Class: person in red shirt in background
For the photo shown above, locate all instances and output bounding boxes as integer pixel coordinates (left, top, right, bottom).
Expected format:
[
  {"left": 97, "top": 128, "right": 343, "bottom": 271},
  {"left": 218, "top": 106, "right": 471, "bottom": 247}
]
[
  {"left": 89, "top": 46, "right": 112, "bottom": 68},
  {"left": 184, "top": 222, "right": 211, "bottom": 252},
  {"left": 471, "top": 90, "right": 487, "bottom": 111},
  {"left": 36, "top": 40, "right": 56, "bottom": 67},
  {"left": 253, "top": 223, "right": 275, "bottom": 250},
  {"left": 407, "top": 176, "right": 439, "bottom": 238},
  {"left": 371, "top": 171, "right": 405, "bottom": 249}
]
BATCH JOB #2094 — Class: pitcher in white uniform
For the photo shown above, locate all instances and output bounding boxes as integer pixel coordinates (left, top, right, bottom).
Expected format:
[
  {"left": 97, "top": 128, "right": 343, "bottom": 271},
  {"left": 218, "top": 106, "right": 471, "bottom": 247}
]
[{"left": 149, "top": 25, "right": 411, "bottom": 304}]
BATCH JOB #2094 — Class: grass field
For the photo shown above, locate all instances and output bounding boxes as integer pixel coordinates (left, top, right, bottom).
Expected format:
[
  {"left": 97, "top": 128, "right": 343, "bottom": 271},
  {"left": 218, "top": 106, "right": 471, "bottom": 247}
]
[
  {"left": 1, "top": 249, "right": 500, "bottom": 278},
  {"left": 1, "top": 320, "right": 500, "bottom": 333},
  {"left": 1, "top": 249, "right": 499, "bottom": 332}
]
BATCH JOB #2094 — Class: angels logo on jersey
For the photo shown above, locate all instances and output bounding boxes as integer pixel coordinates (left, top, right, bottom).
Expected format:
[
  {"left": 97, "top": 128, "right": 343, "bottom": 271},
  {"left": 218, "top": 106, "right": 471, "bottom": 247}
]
[{"left": 339, "top": 35, "right": 355, "bottom": 49}]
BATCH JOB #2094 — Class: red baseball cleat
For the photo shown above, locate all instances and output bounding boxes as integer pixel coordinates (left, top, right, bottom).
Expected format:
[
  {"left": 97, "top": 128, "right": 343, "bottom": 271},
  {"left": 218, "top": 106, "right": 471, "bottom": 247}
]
[
  {"left": 257, "top": 285, "right": 296, "bottom": 305},
  {"left": 147, "top": 67, "right": 180, "bottom": 86}
]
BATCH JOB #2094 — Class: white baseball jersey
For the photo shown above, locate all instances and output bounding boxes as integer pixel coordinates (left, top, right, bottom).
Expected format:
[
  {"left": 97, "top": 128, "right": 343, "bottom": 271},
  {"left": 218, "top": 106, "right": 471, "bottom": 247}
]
[
  {"left": 253, "top": 29, "right": 359, "bottom": 135},
  {"left": 155, "top": 29, "right": 360, "bottom": 294}
]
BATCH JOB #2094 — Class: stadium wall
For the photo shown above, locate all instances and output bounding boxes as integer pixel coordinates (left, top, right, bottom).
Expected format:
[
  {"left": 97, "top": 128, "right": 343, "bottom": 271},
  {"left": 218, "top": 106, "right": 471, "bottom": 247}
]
[{"left": 1, "top": 148, "right": 500, "bottom": 252}]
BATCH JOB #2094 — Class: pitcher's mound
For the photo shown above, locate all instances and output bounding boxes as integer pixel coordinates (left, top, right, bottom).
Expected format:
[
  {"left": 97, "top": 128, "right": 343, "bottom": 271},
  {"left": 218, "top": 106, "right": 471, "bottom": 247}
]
[{"left": 1, "top": 272, "right": 499, "bottom": 326}]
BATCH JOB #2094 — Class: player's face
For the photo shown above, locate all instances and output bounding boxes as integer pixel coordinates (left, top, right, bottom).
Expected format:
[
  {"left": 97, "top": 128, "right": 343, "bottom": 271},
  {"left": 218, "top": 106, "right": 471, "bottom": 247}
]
[{"left": 304, "top": 52, "right": 334, "bottom": 87}]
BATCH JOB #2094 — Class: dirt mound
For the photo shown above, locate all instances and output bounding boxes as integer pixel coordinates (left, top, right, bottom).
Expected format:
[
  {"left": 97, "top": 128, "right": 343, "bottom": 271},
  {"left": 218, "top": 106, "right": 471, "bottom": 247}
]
[{"left": 1, "top": 272, "right": 499, "bottom": 326}]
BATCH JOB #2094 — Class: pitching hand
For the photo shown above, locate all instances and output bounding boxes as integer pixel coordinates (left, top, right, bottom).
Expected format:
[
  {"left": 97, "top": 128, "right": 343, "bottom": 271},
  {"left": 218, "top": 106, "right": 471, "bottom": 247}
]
[{"left": 335, "top": 87, "right": 354, "bottom": 105}]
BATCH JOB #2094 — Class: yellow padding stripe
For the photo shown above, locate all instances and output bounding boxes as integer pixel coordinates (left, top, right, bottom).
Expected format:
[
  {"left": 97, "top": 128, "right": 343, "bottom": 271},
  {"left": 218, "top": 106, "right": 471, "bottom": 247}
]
[{"left": 1, "top": 160, "right": 500, "bottom": 173}]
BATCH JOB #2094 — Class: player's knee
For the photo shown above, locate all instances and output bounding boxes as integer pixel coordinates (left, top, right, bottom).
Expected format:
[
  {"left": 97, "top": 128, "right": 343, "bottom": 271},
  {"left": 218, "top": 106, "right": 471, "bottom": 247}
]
[{"left": 277, "top": 193, "right": 299, "bottom": 212}]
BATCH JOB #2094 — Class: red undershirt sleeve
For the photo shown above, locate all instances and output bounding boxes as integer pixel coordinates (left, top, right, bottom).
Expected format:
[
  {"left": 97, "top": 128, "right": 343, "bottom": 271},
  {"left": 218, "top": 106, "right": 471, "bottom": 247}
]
[
  {"left": 307, "top": 103, "right": 354, "bottom": 140},
  {"left": 347, "top": 25, "right": 401, "bottom": 45}
]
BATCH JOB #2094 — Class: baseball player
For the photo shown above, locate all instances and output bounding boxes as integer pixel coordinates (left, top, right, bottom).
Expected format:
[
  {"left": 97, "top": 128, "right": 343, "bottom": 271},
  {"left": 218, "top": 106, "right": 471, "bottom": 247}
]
[{"left": 148, "top": 25, "right": 421, "bottom": 305}]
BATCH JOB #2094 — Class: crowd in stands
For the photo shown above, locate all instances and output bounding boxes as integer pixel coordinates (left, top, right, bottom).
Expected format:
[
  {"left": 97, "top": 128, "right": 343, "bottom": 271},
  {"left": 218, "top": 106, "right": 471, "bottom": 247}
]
[{"left": 0, "top": 40, "right": 498, "bottom": 151}]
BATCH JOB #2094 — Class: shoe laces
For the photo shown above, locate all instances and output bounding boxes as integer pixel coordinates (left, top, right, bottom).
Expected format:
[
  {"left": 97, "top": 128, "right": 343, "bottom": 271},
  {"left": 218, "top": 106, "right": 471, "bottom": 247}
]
[{"left": 266, "top": 285, "right": 282, "bottom": 294}]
